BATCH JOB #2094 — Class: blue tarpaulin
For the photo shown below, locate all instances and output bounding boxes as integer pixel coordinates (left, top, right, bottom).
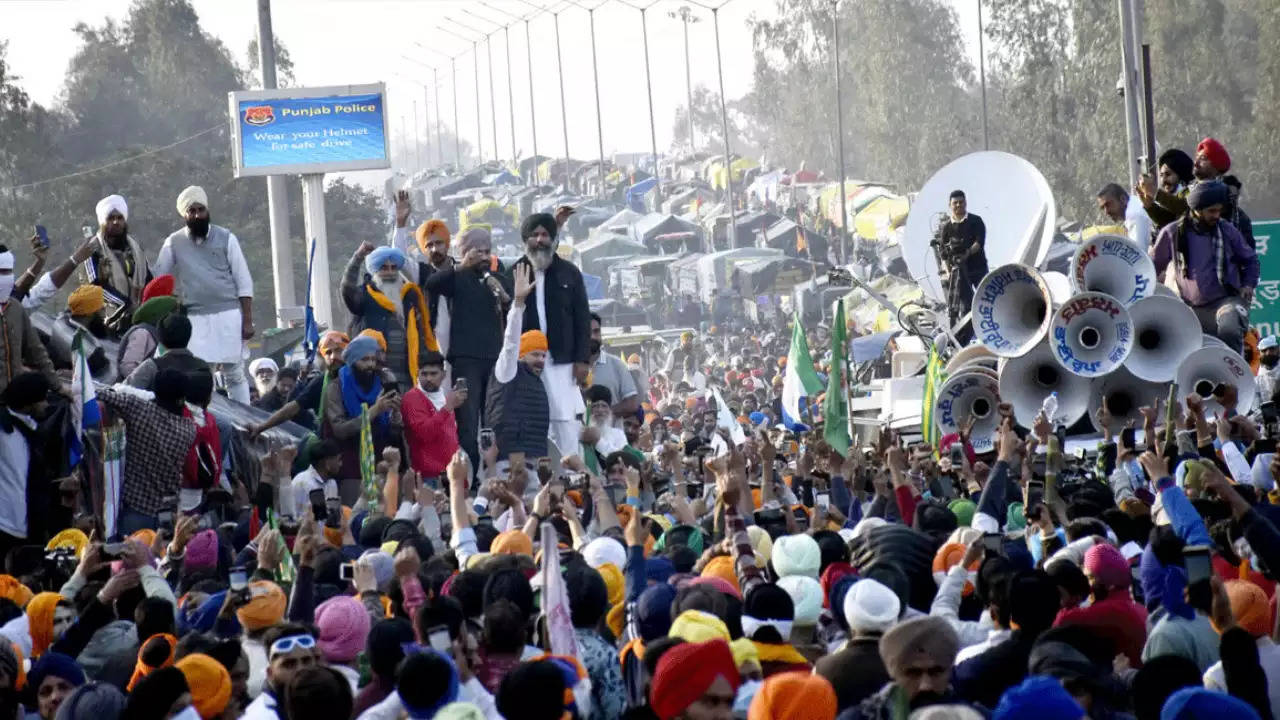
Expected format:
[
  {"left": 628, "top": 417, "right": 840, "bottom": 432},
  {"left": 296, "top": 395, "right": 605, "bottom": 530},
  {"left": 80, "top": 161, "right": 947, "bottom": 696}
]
[
  {"left": 626, "top": 177, "right": 659, "bottom": 212},
  {"left": 850, "top": 331, "right": 899, "bottom": 364},
  {"left": 583, "top": 272, "right": 604, "bottom": 300}
]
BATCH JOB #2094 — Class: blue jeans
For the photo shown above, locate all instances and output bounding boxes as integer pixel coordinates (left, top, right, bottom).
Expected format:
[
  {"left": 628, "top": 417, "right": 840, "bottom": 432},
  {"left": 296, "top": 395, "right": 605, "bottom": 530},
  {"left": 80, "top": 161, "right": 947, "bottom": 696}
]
[{"left": 117, "top": 507, "right": 157, "bottom": 536}]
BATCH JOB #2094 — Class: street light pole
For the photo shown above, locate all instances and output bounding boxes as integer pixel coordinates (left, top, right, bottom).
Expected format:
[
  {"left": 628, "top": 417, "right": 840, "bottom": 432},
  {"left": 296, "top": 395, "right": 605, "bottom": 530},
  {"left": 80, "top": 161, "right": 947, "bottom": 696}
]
[
  {"left": 473, "top": 41, "right": 484, "bottom": 163},
  {"left": 977, "top": 0, "right": 989, "bottom": 151},
  {"left": 503, "top": 25, "right": 517, "bottom": 170},
  {"left": 832, "top": 0, "right": 850, "bottom": 264},
  {"left": 672, "top": 6, "right": 699, "bottom": 152},
  {"left": 434, "top": 69, "right": 443, "bottom": 169},
  {"left": 413, "top": 97, "right": 421, "bottom": 174},
  {"left": 452, "top": 58, "right": 461, "bottom": 166},
  {"left": 525, "top": 20, "right": 539, "bottom": 184},
  {"left": 554, "top": 11, "right": 571, "bottom": 191},
  {"left": 588, "top": 7, "right": 606, "bottom": 197},
  {"left": 712, "top": 7, "right": 736, "bottom": 247},
  {"left": 640, "top": 7, "right": 661, "bottom": 205}
]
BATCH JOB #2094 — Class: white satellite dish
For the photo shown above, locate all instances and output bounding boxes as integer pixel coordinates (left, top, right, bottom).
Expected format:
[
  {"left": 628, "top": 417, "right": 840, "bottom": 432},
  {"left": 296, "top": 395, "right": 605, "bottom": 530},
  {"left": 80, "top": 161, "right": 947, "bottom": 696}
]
[{"left": 903, "top": 151, "right": 1057, "bottom": 303}]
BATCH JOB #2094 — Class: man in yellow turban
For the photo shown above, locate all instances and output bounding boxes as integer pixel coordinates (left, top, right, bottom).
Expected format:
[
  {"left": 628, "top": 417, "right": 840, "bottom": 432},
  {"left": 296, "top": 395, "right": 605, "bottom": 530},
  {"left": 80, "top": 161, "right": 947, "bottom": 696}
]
[{"left": 46, "top": 285, "right": 113, "bottom": 378}]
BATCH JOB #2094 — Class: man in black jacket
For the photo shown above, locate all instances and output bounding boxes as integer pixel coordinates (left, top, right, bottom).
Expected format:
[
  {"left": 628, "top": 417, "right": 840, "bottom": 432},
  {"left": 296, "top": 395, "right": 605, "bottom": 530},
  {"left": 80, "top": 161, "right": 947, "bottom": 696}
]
[
  {"left": 425, "top": 226, "right": 510, "bottom": 470},
  {"left": 509, "top": 213, "right": 590, "bottom": 457}
]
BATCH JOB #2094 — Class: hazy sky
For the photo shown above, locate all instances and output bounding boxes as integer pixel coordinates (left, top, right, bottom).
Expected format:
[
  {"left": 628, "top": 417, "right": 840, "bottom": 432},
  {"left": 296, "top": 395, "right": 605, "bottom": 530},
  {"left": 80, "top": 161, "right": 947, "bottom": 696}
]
[{"left": 4, "top": 0, "right": 982, "bottom": 188}]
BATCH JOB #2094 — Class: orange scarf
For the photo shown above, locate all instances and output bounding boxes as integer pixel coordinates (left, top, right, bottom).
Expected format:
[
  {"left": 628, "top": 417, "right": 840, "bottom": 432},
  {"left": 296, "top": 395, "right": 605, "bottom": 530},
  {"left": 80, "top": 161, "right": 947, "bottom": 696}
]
[{"left": 364, "top": 282, "right": 438, "bottom": 384}]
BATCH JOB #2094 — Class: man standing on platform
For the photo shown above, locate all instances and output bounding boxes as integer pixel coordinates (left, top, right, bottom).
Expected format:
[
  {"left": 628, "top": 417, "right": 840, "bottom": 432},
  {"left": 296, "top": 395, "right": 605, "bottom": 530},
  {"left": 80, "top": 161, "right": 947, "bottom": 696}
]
[
  {"left": 154, "top": 186, "right": 255, "bottom": 403},
  {"left": 937, "top": 190, "right": 988, "bottom": 341},
  {"left": 509, "top": 213, "right": 590, "bottom": 457},
  {"left": 84, "top": 194, "right": 152, "bottom": 333}
]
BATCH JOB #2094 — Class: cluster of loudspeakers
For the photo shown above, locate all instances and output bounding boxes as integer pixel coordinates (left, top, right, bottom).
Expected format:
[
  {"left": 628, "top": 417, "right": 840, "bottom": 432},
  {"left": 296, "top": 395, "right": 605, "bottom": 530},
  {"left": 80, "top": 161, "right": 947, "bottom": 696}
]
[{"left": 932, "top": 234, "right": 1256, "bottom": 450}]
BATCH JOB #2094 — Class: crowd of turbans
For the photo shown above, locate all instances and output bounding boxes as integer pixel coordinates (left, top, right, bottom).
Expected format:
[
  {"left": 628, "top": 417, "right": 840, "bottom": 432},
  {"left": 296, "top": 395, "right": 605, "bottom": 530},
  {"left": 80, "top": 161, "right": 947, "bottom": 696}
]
[{"left": 1, "top": 175, "right": 1279, "bottom": 720}]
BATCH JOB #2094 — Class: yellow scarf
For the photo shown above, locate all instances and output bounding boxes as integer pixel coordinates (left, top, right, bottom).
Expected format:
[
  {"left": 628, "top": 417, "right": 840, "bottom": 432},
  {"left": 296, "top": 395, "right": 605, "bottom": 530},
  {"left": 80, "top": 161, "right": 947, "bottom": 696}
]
[{"left": 364, "top": 281, "right": 438, "bottom": 383}]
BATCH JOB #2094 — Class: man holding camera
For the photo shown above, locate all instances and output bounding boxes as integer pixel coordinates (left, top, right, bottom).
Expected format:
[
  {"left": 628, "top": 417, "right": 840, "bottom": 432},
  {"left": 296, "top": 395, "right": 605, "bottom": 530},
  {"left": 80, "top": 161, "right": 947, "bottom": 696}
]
[{"left": 937, "top": 190, "right": 988, "bottom": 338}]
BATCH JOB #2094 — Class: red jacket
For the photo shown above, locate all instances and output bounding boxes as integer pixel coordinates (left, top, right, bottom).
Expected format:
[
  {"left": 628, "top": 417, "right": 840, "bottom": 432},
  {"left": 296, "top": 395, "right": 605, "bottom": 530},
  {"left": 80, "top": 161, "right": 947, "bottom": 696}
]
[
  {"left": 1054, "top": 591, "right": 1148, "bottom": 667},
  {"left": 401, "top": 386, "right": 459, "bottom": 478},
  {"left": 182, "top": 407, "right": 221, "bottom": 489}
]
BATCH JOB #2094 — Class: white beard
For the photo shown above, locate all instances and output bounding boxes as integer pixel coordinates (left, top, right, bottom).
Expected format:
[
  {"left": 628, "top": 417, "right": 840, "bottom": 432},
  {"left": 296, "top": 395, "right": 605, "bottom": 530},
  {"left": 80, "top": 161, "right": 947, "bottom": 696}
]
[
  {"left": 527, "top": 247, "right": 553, "bottom": 271},
  {"left": 374, "top": 274, "right": 406, "bottom": 318},
  {"left": 255, "top": 378, "right": 276, "bottom": 396}
]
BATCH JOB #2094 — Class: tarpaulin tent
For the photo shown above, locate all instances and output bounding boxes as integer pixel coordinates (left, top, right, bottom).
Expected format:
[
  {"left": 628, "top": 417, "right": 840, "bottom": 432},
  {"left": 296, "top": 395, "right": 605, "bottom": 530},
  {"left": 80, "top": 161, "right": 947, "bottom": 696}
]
[
  {"left": 583, "top": 272, "right": 605, "bottom": 300},
  {"left": 734, "top": 256, "right": 822, "bottom": 297},
  {"left": 695, "top": 247, "right": 784, "bottom": 303},
  {"left": 667, "top": 252, "right": 706, "bottom": 298},
  {"left": 764, "top": 218, "right": 830, "bottom": 259},
  {"left": 482, "top": 170, "right": 520, "bottom": 186},
  {"left": 633, "top": 213, "right": 700, "bottom": 248},
  {"left": 626, "top": 176, "right": 659, "bottom": 212},
  {"left": 597, "top": 208, "right": 645, "bottom": 236},
  {"left": 574, "top": 234, "right": 650, "bottom": 276},
  {"left": 590, "top": 298, "right": 648, "bottom": 328},
  {"left": 853, "top": 195, "right": 910, "bottom": 240},
  {"left": 733, "top": 209, "right": 782, "bottom": 247}
]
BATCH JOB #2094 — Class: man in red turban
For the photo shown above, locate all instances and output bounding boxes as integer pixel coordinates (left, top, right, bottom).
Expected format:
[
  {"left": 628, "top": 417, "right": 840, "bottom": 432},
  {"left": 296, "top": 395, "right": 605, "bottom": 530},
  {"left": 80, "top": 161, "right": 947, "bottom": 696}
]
[
  {"left": 649, "top": 639, "right": 740, "bottom": 720},
  {"left": 1194, "top": 137, "right": 1230, "bottom": 180}
]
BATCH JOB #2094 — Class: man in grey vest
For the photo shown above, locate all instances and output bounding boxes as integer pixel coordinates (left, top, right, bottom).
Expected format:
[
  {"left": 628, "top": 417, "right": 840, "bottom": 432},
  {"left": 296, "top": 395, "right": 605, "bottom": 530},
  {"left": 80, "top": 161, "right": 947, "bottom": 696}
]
[{"left": 153, "top": 186, "right": 256, "bottom": 403}]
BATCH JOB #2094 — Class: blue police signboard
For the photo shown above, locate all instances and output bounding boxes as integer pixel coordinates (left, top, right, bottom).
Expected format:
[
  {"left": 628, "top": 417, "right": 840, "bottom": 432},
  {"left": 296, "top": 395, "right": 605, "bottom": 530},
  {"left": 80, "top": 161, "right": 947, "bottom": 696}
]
[{"left": 228, "top": 83, "right": 390, "bottom": 177}]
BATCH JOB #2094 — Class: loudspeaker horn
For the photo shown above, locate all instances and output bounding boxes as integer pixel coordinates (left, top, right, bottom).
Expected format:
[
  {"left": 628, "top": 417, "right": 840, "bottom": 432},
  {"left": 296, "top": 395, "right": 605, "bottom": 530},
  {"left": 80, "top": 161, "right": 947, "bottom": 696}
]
[
  {"left": 1175, "top": 345, "right": 1257, "bottom": 415},
  {"left": 1070, "top": 234, "right": 1157, "bottom": 306},
  {"left": 945, "top": 344, "right": 998, "bottom": 376},
  {"left": 973, "top": 264, "right": 1059, "bottom": 358},
  {"left": 933, "top": 370, "right": 1002, "bottom": 453},
  {"left": 1049, "top": 292, "right": 1134, "bottom": 377},
  {"left": 997, "top": 340, "right": 1090, "bottom": 428},
  {"left": 1123, "top": 294, "right": 1203, "bottom": 382},
  {"left": 1088, "top": 366, "right": 1165, "bottom": 434}
]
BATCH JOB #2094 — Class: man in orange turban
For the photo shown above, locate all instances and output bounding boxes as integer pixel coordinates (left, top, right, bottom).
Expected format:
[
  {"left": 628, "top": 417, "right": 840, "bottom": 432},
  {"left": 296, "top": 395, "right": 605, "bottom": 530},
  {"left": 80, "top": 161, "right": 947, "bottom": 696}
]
[{"left": 489, "top": 264, "right": 552, "bottom": 460}]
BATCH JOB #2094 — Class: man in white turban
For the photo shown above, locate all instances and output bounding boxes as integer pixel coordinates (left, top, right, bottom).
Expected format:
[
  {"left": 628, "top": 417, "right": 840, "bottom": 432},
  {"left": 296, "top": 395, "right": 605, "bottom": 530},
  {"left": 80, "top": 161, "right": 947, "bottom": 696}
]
[
  {"left": 82, "top": 193, "right": 152, "bottom": 334},
  {"left": 153, "top": 185, "right": 256, "bottom": 403}
]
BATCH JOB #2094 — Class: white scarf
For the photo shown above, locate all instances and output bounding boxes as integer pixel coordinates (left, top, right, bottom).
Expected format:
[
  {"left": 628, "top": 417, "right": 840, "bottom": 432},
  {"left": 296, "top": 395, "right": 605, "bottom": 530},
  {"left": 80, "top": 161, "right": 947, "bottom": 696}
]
[{"left": 425, "top": 387, "right": 447, "bottom": 411}]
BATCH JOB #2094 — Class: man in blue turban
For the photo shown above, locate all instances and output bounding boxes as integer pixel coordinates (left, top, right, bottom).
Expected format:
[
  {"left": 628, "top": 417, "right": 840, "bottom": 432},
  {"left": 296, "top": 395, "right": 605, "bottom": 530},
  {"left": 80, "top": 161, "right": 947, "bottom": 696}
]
[
  {"left": 341, "top": 241, "right": 438, "bottom": 389},
  {"left": 1151, "top": 179, "right": 1259, "bottom": 353}
]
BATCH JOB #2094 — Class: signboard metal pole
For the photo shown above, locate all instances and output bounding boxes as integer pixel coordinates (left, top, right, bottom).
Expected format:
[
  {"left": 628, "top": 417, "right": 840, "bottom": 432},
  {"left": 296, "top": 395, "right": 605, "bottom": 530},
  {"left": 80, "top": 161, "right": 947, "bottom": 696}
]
[
  {"left": 256, "top": 0, "right": 295, "bottom": 327},
  {"left": 302, "top": 174, "right": 333, "bottom": 330}
]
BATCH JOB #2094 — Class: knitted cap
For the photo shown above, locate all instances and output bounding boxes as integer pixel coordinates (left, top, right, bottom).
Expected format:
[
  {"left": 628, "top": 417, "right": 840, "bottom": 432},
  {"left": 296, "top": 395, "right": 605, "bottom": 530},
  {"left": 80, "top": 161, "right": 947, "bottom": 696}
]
[
  {"left": 314, "top": 595, "right": 372, "bottom": 664},
  {"left": 1083, "top": 543, "right": 1130, "bottom": 588},
  {"left": 843, "top": 578, "right": 901, "bottom": 635}
]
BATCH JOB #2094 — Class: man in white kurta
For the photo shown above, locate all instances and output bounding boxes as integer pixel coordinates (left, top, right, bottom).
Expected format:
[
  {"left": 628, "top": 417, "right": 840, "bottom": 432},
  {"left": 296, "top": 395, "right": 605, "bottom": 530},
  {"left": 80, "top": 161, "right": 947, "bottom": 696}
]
[{"left": 153, "top": 186, "right": 255, "bottom": 403}]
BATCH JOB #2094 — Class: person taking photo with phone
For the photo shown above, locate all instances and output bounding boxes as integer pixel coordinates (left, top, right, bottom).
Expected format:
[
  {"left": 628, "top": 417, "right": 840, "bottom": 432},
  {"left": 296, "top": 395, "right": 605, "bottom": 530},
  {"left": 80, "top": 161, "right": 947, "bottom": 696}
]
[
  {"left": 402, "top": 350, "right": 463, "bottom": 482},
  {"left": 321, "top": 335, "right": 403, "bottom": 503}
]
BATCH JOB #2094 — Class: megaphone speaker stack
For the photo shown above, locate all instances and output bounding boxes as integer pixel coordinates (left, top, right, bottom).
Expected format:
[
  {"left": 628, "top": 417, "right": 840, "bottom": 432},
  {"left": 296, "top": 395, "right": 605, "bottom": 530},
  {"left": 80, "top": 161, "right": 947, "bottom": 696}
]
[
  {"left": 1088, "top": 366, "right": 1165, "bottom": 435},
  {"left": 973, "top": 264, "right": 1055, "bottom": 358},
  {"left": 1122, "top": 294, "right": 1202, "bottom": 382},
  {"left": 1175, "top": 344, "right": 1257, "bottom": 415},
  {"left": 1049, "top": 292, "right": 1134, "bottom": 378},
  {"left": 998, "top": 340, "right": 1090, "bottom": 428},
  {"left": 933, "top": 371, "right": 1001, "bottom": 453},
  {"left": 1070, "top": 234, "right": 1157, "bottom": 306}
]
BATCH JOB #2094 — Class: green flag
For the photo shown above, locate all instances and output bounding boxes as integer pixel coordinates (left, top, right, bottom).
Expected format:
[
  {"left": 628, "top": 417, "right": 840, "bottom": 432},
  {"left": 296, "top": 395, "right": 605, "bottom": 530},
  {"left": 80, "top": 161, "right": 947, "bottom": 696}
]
[
  {"left": 824, "top": 300, "right": 851, "bottom": 456},
  {"left": 922, "top": 345, "right": 946, "bottom": 450},
  {"left": 782, "top": 320, "right": 824, "bottom": 428},
  {"left": 359, "top": 405, "right": 379, "bottom": 510}
]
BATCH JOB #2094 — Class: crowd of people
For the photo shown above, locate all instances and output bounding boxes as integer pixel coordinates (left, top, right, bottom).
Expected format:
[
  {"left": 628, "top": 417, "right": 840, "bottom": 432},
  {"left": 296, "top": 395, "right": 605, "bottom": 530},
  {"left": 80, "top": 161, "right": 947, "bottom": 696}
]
[{"left": 0, "top": 131, "right": 1276, "bottom": 720}]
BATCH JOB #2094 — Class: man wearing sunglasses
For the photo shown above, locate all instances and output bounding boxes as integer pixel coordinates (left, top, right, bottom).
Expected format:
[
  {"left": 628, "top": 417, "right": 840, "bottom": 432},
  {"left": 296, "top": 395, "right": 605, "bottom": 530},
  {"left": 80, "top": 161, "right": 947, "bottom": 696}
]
[{"left": 241, "top": 624, "right": 319, "bottom": 720}]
